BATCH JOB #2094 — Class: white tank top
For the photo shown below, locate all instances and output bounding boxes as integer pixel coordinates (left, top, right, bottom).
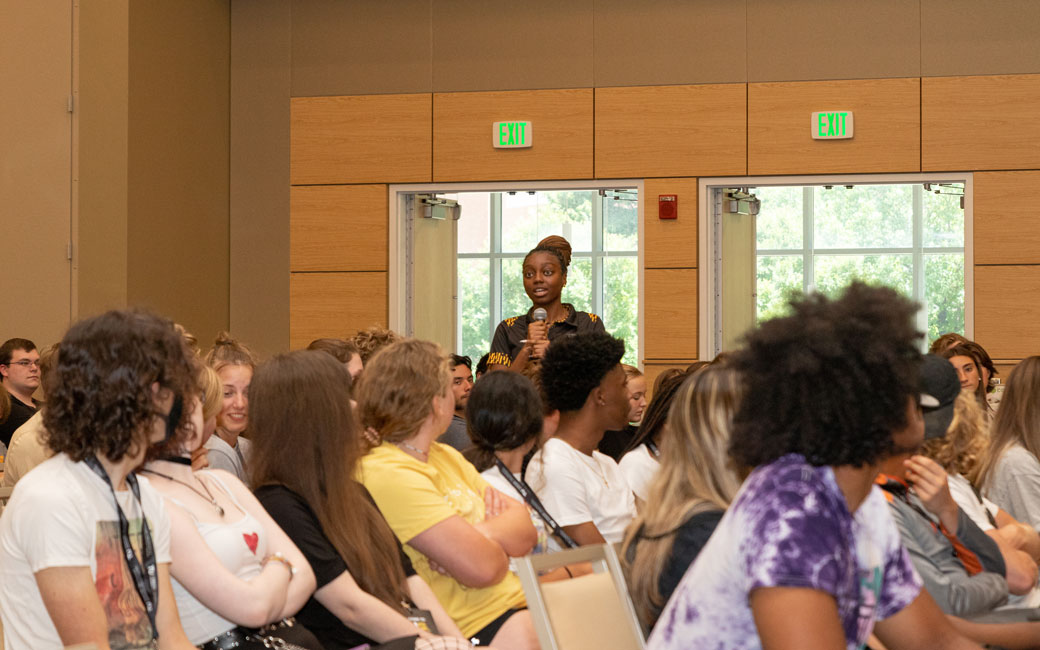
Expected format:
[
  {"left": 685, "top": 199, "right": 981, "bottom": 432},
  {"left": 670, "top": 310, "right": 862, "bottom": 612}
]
[{"left": 167, "top": 471, "right": 268, "bottom": 644}]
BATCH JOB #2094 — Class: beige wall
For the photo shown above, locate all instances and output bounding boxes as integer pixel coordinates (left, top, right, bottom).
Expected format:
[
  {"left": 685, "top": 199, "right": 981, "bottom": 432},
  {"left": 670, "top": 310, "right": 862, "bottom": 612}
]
[
  {"left": 227, "top": 0, "right": 1040, "bottom": 361},
  {"left": 1, "top": 0, "right": 74, "bottom": 349},
  {"left": 68, "top": 1, "right": 231, "bottom": 347},
  {"left": 1, "top": 1, "right": 231, "bottom": 348}
]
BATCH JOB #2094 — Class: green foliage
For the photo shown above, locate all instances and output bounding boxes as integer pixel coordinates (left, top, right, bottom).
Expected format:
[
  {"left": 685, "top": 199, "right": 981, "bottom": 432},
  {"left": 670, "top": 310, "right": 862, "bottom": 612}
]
[
  {"left": 755, "top": 184, "right": 965, "bottom": 341},
  {"left": 458, "top": 190, "right": 640, "bottom": 366}
]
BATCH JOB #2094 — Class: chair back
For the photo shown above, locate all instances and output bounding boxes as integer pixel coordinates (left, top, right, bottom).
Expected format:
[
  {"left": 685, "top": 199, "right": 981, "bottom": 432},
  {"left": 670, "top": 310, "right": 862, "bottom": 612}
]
[{"left": 515, "top": 543, "right": 645, "bottom": 650}]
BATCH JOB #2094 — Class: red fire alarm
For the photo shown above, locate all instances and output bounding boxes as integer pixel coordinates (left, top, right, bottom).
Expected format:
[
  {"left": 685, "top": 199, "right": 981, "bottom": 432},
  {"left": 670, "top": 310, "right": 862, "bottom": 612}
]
[{"left": 659, "top": 194, "right": 678, "bottom": 220}]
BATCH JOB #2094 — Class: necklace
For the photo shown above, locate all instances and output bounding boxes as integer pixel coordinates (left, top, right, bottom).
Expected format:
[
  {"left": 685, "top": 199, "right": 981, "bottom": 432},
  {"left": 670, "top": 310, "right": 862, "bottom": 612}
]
[
  {"left": 141, "top": 469, "right": 225, "bottom": 517},
  {"left": 397, "top": 441, "right": 429, "bottom": 459}
]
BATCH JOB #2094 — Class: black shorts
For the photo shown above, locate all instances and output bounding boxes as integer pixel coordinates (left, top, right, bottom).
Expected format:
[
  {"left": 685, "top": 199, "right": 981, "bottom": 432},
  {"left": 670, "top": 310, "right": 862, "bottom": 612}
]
[{"left": 469, "top": 608, "right": 526, "bottom": 646}]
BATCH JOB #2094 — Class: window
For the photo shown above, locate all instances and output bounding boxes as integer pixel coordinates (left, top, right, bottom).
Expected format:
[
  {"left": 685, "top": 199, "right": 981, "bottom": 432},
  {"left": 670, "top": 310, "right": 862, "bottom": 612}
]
[
  {"left": 457, "top": 189, "right": 639, "bottom": 365},
  {"left": 754, "top": 183, "right": 965, "bottom": 341}
]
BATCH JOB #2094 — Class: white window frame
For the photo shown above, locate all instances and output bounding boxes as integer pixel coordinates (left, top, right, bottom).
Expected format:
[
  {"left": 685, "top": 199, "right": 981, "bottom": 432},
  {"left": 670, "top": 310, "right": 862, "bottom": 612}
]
[
  {"left": 697, "top": 173, "right": 974, "bottom": 360},
  {"left": 389, "top": 179, "right": 645, "bottom": 365}
]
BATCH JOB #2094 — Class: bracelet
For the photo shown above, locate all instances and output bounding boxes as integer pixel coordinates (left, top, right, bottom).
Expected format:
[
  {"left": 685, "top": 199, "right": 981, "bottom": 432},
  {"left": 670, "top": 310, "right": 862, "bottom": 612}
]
[{"left": 262, "top": 552, "right": 297, "bottom": 578}]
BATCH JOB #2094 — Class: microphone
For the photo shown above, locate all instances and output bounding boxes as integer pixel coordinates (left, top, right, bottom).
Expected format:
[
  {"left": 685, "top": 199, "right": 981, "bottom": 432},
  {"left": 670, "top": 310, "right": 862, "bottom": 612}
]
[{"left": 532, "top": 308, "right": 547, "bottom": 322}]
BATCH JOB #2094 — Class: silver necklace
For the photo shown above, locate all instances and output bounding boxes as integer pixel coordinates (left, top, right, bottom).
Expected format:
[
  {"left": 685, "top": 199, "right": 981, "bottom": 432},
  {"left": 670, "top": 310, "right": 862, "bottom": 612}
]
[
  {"left": 141, "top": 469, "right": 225, "bottom": 517},
  {"left": 397, "top": 441, "right": 429, "bottom": 459}
]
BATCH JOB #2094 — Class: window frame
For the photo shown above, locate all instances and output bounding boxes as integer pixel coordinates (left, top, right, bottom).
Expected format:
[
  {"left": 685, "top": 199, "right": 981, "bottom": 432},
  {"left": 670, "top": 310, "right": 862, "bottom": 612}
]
[
  {"left": 388, "top": 180, "right": 644, "bottom": 365},
  {"left": 698, "top": 173, "right": 974, "bottom": 360}
]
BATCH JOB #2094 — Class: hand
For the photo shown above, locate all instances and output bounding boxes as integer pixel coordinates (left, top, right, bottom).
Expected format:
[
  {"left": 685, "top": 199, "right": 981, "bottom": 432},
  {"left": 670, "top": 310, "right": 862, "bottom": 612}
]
[
  {"left": 426, "top": 557, "right": 450, "bottom": 576},
  {"left": 190, "top": 447, "right": 209, "bottom": 471},
  {"left": 529, "top": 338, "right": 550, "bottom": 360},
  {"left": 905, "top": 455, "right": 959, "bottom": 529},
  {"left": 526, "top": 320, "right": 548, "bottom": 343},
  {"left": 484, "top": 486, "right": 507, "bottom": 519}
]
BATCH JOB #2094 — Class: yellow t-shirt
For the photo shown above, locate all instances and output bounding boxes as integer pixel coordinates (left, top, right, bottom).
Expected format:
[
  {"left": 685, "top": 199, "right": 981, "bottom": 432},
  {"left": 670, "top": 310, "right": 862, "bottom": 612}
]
[{"left": 359, "top": 441, "right": 527, "bottom": 636}]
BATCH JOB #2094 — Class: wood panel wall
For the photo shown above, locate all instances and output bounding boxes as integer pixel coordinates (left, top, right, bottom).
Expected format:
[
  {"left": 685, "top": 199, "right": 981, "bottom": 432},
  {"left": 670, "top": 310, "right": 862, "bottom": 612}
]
[{"left": 288, "top": 73, "right": 1040, "bottom": 368}]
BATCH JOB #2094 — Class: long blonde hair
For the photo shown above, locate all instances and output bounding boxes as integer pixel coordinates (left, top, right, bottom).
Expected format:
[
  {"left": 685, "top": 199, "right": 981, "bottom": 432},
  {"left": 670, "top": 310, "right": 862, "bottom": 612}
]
[
  {"left": 920, "top": 390, "right": 988, "bottom": 483},
  {"left": 621, "top": 364, "right": 743, "bottom": 628},
  {"left": 976, "top": 356, "right": 1040, "bottom": 491}
]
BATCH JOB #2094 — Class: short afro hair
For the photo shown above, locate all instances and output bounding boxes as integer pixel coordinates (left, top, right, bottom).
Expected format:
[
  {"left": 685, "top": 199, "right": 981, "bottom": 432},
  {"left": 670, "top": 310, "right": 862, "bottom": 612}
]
[
  {"left": 540, "top": 332, "right": 625, "bottom": 412},
  {"left": 729, "top": 282, "right": 922, "bottom": 468}
]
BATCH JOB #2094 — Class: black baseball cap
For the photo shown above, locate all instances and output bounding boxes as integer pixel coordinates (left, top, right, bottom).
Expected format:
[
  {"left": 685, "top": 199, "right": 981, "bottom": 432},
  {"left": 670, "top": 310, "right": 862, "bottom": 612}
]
[{"left": 920, "top": 354, "right": 961, "bottom": 440}]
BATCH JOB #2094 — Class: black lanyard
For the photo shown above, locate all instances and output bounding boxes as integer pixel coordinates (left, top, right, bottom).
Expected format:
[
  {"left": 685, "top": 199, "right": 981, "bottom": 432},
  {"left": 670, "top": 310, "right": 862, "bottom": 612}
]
[
  {"left": 495, "top": 459, "right": 578, "bottom": 549},
  {"left": 83, "top": 455, "right": 159, "bottom": 640}
]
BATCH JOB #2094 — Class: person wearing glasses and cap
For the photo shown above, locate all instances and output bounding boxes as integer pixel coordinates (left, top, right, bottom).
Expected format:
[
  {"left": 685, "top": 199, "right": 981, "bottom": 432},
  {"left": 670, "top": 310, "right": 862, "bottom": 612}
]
[{"left": 0, "top": 338, "right": 42, "bottom": 448}]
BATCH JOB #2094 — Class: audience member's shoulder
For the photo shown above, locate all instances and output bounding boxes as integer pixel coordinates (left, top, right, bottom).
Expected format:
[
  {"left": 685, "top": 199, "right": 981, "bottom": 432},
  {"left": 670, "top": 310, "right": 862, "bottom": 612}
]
[
  {"left": 1001, "top": 444, "right": 1039, "bottom": 468},
  {"left": 737, "top": 454, "right": 844, "bottom": 514}
]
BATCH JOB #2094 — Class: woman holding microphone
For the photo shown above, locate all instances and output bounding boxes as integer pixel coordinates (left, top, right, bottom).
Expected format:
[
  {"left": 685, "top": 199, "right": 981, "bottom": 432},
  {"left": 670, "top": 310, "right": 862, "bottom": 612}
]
[{"left": 487, "top": 236, "right": 606, "bottom": 373}]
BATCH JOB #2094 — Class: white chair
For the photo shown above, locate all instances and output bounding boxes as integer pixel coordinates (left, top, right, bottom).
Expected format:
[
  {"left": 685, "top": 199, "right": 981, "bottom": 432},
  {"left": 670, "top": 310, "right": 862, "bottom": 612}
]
[{"left": 515, "top": 544, "right": 646, "bottom": 650}]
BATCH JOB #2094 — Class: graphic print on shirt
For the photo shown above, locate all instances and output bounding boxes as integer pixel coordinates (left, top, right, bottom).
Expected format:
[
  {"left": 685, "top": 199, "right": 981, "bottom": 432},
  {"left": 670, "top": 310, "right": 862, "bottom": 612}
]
[
  {"left": 94, "top": 519, "right": 155, "bottom": 650},
  {"left": 243, "top": 532, "right": 259, "bottom": 554}
]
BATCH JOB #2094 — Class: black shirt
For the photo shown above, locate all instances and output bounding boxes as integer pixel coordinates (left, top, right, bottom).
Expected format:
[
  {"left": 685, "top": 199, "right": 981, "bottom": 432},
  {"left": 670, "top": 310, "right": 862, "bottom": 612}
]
[
  {"left": 254, "top": 484, "right": 417, "bottom": 650},
  {"left": 0, "top": 393, "right": 39, "bottom": 448},
  {"left": 598, "top": 424, "right": 637, "bottom": 462},
  {"left": 487, "top": 303, "right": 606, "bottom": 366},
  {"left": 628, "top": 508, "right": 724, "bottom": 630}
]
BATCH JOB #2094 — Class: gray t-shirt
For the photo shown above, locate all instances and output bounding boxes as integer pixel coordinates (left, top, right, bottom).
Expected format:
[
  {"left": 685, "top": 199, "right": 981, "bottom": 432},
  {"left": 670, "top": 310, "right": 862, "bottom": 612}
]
[
  {"left": 986, "top": 444, "right": 1040, "bottom": 532},
  {"left": 203, "top": 435, "right": 251, "bottom": 485}
]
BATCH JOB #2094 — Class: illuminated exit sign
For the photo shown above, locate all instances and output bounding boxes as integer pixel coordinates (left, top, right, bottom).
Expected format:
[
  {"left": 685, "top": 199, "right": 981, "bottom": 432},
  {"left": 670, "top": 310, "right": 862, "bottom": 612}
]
[
  {"left": 493, "top": 121, "right": 532, "bottom": 148},
  {"left": 811, "top": 111, "right": 854, "bottom": 140}
]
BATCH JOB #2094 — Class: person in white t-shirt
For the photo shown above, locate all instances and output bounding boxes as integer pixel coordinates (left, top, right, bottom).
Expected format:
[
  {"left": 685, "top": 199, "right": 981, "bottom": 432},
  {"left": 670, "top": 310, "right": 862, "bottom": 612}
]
[
  {"left": 527, "top": 332, "right": 636, "bottom": 547},
  {"left": 617, "top": 370, "right": 690, "bottom": 504},
  {"left": 0, "top": 309, "right": 199, "bottom": 650}
]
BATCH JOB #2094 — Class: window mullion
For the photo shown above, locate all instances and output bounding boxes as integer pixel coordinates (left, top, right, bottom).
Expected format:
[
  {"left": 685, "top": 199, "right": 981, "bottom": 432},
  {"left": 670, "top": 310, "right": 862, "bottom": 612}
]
[
  {"left": 803, "top": 186, "right": 815, "bottom": 292},
  {"left": 592, "top": 193, "right": 604, "bottom": 317},
  {"left": 913, "top": 184, "right": 927, "bottom": 337},
  {"left": 491, "top": 193, "right": 503, "bottom": 339}
]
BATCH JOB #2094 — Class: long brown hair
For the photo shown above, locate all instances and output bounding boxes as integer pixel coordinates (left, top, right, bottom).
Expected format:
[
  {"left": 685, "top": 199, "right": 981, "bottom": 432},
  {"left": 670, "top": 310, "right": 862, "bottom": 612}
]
[
  {"left": 977, "top": 356, "right": 1040, "bottom": 492},
  {"left": 249, "top": 350, "right": 410, "bottom": 611},
  {"left": 621, "top": 364, "right": 743, "bottom": 628}
]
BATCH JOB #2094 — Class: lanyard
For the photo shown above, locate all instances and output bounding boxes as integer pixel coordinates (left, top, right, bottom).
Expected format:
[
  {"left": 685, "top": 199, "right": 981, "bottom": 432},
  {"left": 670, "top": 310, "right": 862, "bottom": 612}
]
[
  {"left": 495, "top": 459, "right": 578, "bottom": 549},
  {"left": 83, "top": 455, "right": 160, "bottom": 640}
]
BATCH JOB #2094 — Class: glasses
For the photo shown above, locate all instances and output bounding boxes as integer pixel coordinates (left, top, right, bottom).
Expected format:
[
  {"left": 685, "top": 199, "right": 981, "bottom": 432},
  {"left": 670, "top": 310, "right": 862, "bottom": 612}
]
[{"left": 4, "top": 359, "right": 41, "bottom": 369}]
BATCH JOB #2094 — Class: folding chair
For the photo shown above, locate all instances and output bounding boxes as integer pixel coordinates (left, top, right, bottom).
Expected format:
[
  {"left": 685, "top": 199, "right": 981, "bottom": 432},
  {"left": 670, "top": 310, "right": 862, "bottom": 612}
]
[{"left": 515, "top": 544, "right": 645, "bottom": 650}]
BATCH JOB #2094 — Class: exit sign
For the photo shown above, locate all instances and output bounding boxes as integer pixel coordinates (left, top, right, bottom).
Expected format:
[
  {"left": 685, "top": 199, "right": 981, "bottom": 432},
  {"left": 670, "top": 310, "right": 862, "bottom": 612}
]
[
  {"left": 493, "top": 121, "right": 532, "bottom": 148},
  {"left": 811, "top": 111, "right": 854, "bottom": 140}
]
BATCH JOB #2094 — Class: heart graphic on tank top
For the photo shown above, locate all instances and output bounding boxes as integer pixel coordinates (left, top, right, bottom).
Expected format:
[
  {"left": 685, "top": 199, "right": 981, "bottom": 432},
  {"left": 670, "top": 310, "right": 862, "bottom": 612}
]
[{"left": 243, "top": 532, "right": 259, "bottom": 554}]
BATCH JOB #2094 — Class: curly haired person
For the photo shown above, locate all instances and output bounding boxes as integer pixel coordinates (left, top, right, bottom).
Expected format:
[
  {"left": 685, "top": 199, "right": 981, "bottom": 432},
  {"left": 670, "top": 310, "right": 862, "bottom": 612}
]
[{"left": 648, "top": 283, "right": 983, "bottom": 650}]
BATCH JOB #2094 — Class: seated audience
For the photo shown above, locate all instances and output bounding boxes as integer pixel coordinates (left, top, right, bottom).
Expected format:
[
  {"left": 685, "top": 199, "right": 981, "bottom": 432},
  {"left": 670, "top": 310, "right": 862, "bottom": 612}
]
[
  {"left": 307, "top": 337, "right": 363, "bottom": 382},
  {"left": 203, "top": 332, "right": 256, "bottom": 483},
  {"left": 438, "top": 354, "right": 474, "bottom": 451},
  {"left": 0, "top": 310, "right": 197, "bottom": 649},
  {"left": 464, "top": 371, "right": 571, "bottom": 560},
  {"left": 1, "top": 344, "right": 58, "bottom": 487},
  {"left": 942, "top": 342, "right": 997, "bottom": 420},
  {"left": 351, "top": 326, "right": 401, "bottom": 365},
  {"left": 920, "top": 390, "right": 1040, "bottom": 567},
  {"left": 878, "top": 356, "right": 1019, "bottom": 618},
  {"left": 139, "top": 385, "right": 321, "bottom": 649},
  {"left": 648, "top": 283, "right": 978, "bottom": 650},
  {"left": 598, "top": 364, "right": 648, "bottom": 461},
  {"left": 474, "top": 353, "right": 490, "bottom": 380},
  {"left": 356, "top": 339, "right": 538, "bottom": 649},
  {"left": 0, "top": 337, "right": 41, "bottom": 448},
  {"left": 931, "top": 333, "right": 999, "bottom": 395},
  {"left": 976, "top": 356, "right": 1040, "bottom": 531},
  {"left": 622, "top": 364, "right": 743, "bottom": 630},
  {"left": 527, "top": 332, "right": 636, "bottom": 548},
  {"left": 618, "top": 371, "right": 689, "bottom": 504},
  {"left": 252, "top": 351, "right": 477, "bottom": 650}
]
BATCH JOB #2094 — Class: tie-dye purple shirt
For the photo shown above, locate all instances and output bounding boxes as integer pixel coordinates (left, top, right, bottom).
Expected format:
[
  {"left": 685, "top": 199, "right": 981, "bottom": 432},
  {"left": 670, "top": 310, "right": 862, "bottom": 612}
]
[{"left": 648, "top": 454, "right": 921, "bottom": 650}]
